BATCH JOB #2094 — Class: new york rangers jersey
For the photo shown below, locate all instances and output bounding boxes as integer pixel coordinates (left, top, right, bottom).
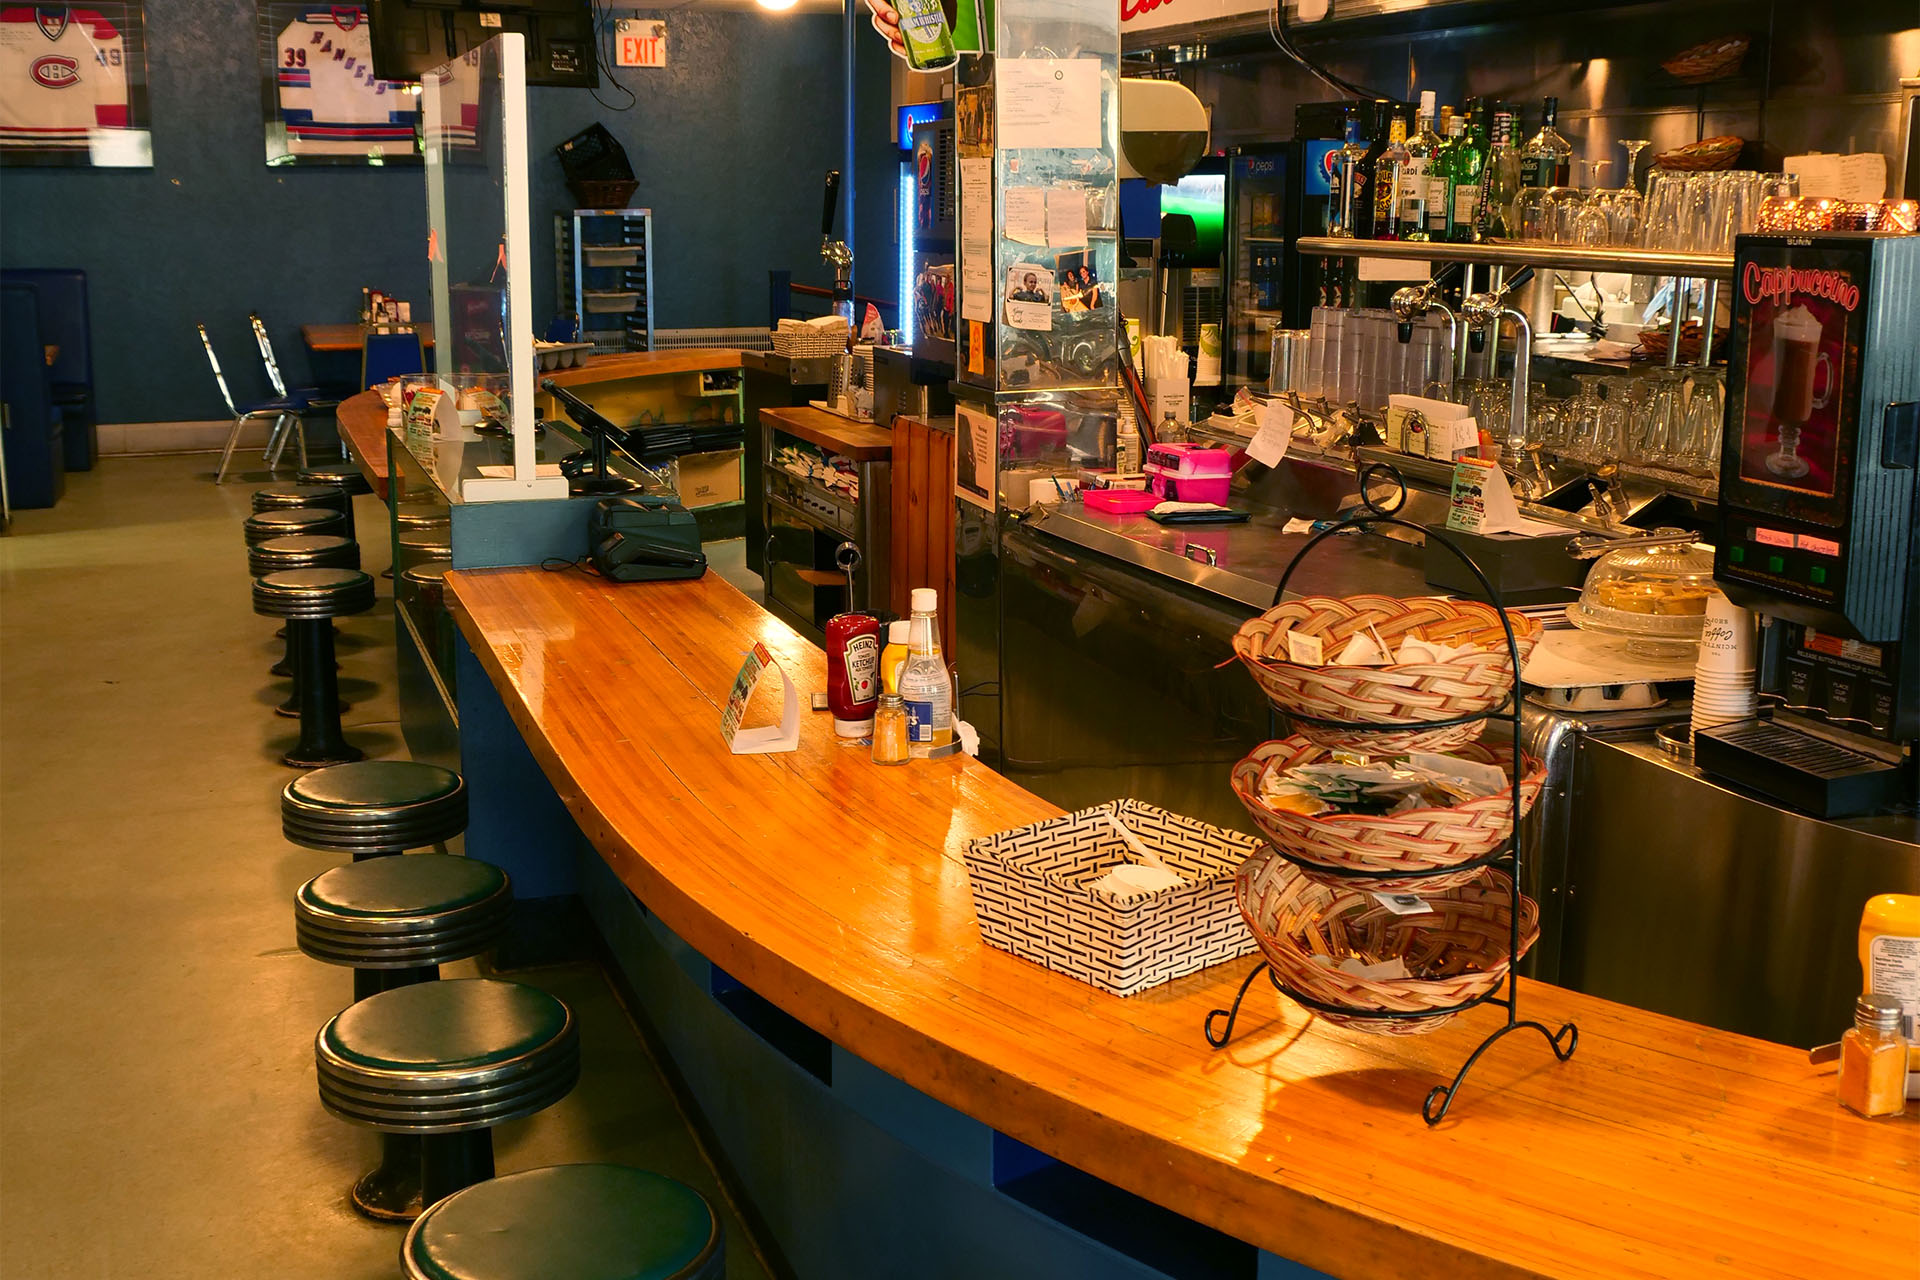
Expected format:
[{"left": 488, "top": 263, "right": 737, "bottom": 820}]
[
  {"left": 276, "top": 6, "right": 415, "bottom": 156},
  {"left": 0, "top": 6, "right": 129, "bottom": 150}
]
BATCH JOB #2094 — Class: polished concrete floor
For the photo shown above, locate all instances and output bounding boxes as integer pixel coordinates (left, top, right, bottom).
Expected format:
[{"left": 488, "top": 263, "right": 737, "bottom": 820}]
[{"left": 0, "top": 454, "right": 771, "bottom": 1279}]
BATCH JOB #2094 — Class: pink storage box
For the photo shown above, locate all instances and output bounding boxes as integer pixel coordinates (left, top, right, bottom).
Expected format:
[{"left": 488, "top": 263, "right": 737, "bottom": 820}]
[{"left": 1144, "top": 443, "right": 1233, "bottom": 505}]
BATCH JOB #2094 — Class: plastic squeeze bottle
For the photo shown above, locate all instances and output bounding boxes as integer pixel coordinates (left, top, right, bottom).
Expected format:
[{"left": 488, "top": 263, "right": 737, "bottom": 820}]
[
  {"left": 897, "top": 588, "right": 954, "bottom": 759},
  {"left": 1860, "top": 894, "right": 1920, "bottom": 1099}
]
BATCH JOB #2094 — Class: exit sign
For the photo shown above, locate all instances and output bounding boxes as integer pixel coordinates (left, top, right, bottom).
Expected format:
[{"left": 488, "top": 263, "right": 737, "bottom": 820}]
[{"left": 615, "top": 19, "right": 667, "bottom": 68}]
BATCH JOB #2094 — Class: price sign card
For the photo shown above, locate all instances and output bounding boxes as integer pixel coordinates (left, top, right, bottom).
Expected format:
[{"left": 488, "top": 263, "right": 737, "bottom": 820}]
[{"left": 721, "top": 642, "right": 799, "bottom": 755}]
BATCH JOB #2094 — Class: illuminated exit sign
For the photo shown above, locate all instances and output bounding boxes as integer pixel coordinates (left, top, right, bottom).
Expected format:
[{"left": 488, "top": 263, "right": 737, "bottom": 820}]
[{"left": 614, "top": 20, "right": 667, "bottom": 68}]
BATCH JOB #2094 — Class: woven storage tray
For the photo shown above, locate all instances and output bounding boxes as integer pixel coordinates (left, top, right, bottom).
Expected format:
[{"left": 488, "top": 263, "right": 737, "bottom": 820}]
[
  {"left": 1235, "top": 850, "right": 1538, "bottom": 1034},
  {"left": 1661, "top": 35, "right": 1748, "bottom": 85},
  {"left": 1652, "top": 136, "right": 1743, "bottom": 172},
  {"left": 964, "top": 800, "right": 1262, "bottom": 996},
  {"left": 1231, "top": 595, "right": 1541, "bottom": 753},
  {"left": 1230, "top": 737, "right": 1545, "bottom": 892}
]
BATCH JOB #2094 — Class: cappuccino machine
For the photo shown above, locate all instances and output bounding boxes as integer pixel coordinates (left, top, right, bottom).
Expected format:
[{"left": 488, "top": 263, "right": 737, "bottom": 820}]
[{"left": 1699, "top": 232, "right": 1920, "bottom": 818}]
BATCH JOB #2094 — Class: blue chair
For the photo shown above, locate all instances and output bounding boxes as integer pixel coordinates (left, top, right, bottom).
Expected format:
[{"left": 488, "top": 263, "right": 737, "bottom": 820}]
[
  {"left": 1, "top": 268, "right": 94, "bottom": 471},
  {"left": 360, "top": 329, "right": 425, "bottom": 392},
  {"left": 1, "top": 284, "right": 68, "bottom": 509},
  {"left": 250, "top": 312, "right": 339, "bottom": 467},
  {"left": 201, "top": 323, "right": 311, "bottom": 485}
]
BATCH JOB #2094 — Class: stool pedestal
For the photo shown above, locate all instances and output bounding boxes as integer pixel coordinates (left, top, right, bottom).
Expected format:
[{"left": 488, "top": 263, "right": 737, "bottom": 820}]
[{"left": 254, "top": 568, "right": 375, "bottom": 768}]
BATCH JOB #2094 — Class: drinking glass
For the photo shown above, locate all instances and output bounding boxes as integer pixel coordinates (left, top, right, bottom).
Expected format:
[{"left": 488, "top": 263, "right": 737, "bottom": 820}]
[
  {"left": 1562, "top": 375, "right": 1608, "bottom": 460},
  {"left": 1516, "top": 188, "right": 1555, "bottom": 242},
  {"left": 1605, "top": 185, "right": 1645, "bottom": 245},
  {"left": 1638, "top": 371, "right": 1686, "bottom": 469},
  {"left": 1592, "top": 381, "right": 1631, "bottom": 464},
  {"left": 1677, "top": 370, "right": 1726, "bottom": 477},
  {"left": 1546, "top": 185, "right": 1586, "bottom": 244},
  {"left": 1620, "top": 139, "right": 1651, "bottom": 194}
]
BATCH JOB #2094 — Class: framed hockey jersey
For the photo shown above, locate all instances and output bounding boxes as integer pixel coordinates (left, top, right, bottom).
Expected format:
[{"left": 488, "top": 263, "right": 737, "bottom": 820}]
[
  {"left": 259, "top": 2, "right": 418, "bottom": 165},
  {"left": 0, "top": 4, "right": 152, "bottom": 167}
]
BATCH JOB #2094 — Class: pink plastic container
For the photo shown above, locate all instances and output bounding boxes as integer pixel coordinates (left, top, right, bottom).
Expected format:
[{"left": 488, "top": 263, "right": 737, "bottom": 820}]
[
  {"left": 1144, "top": 443, "right": 1233, "bottom": 504},
  {"left": 1083, "top": 487, "right": 1160, "bottom": 515}
]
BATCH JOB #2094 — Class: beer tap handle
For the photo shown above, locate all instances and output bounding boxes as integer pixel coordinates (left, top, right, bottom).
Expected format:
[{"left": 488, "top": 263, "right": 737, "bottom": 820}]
[{"left": 821, "top": 169, "right": 843, "bottom": 240}]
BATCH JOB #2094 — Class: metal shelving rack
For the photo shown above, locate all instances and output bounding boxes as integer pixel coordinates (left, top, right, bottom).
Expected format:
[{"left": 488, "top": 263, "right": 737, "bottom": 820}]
[
  {"left": 557, "top": 208, "right": 655, "bottom": 353},
  {"left": 1295, "top": 236, "right": 1735, "bottom": 281}
]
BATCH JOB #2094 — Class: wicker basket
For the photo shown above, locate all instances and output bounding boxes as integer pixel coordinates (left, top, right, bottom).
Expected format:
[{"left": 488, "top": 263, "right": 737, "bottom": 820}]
[
  {"left": 568, "top": 178, "right": 639, "bottom": 210},
  {"left": 1235, "top": 850, "right": 1538, "bottom": 1034},
  {"left": 1229, "top": 737, "right": 1545, "bottom": 892},
  {"left": 1661, "top": 35, "right": 1749, "bottom": 85},
  {"left": 1230, "top": 595, "right": 1541, "bottom": 753},
  {"left": 1652, "top": 136, "right": 1744, "bottom": 172},
  {"left": 965, "top": 800, "right": 1262, "bottom": 996},
  {"left": 771, "top": 325, "right": 850, "bottom": 359}
]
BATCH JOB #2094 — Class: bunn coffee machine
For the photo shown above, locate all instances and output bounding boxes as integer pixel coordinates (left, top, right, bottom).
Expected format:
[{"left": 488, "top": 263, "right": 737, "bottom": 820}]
[{"left": 1698, "top": 231, "right": 1920, "bottom": 818}]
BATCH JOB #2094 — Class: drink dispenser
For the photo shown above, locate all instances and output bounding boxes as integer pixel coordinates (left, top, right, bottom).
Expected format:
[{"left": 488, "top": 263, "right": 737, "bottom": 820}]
[{"left": 1700, "top": 231, "right": 1920, "bottom": 818}]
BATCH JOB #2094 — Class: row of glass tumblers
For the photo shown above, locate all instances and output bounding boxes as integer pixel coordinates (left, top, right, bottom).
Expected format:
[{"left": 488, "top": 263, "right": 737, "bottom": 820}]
[{"left": 1290, "top": 306, "right": 1457, "bottom": 413}]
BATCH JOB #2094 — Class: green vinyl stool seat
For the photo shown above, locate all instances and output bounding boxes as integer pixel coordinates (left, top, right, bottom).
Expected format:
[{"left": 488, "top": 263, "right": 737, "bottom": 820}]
[
  {"left": 401, "top": 1164, "right": 723, "bottom": 1280},
  {"left": 253, "top": 568, "right": 375, "bottom": 767},
  {"left": 251, "top": 482, "right": 348, "bottom": 516},
  {"left": 244, "top": 506, "right": 347, "bottom": 546},
  {"left": 316, "top": 979, "right": 580, "bottom": 1209},
  {"left": 297, "top": 855, "right": 512, "bottom": 1222},
  {"left": 251, "top": 534, "right": 360, "bottom": 684},
  {"left": 297, "top": 467, "right": 373, "bottom": 540},
  {"left": 295, "top": 853, "right": 509, "bottom": 974},
  {"left": 282, "top": 760, "right": 467, "bottom": 859}
]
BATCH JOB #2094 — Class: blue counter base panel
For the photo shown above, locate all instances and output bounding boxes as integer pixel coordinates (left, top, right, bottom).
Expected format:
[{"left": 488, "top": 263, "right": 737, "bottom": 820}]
[{"left": 572, "top": 841, "right": 1330, "bottom": 1280}]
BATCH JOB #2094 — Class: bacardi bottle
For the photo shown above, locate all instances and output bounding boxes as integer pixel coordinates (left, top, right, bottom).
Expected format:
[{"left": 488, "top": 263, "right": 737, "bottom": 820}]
[
  {"left": 1373, "top": 107, "right": 1411, "bottom": 242},
  {"left": 1399, "top": 91, "right": 1443, "bottom": 242}
]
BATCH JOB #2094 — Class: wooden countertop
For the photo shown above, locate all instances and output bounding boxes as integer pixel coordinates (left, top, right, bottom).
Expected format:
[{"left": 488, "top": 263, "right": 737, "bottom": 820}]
[
  {"left": 445, "top": 564, "right": 1918, "bottom": 1280},
  {"left": 335, "top": 389, "right": 392, "bottom": 499},
  {"left": 538, "top": 347, "right": 742, "bottom": 388},
  {"left": 302, "top": 323, "right": 435, "bottom": 353},
  {"left": 760, "top": 404, "right": 894, "bottom": 463}
]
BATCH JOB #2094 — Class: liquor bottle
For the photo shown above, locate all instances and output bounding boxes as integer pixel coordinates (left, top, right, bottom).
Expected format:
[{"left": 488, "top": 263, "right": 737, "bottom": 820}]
[
  {"left": 1399, "top": 91, "right": 1443, "bottom": 242},
  {"left": 1372, "top": 107, "right": 1411, "bottom": 242},
  {"left": 1352, "top": 100, "right": 1391, "bottom": 238},
  {"left": 1443, "top": 102, "right": 1487, "bottom": 243},
  {"left": 896, "top": 0, "right": 958, "bottom": 72},
  {"left": 1326, "top": 110, "right": 1368, "bottom": 238},
  {"left": 1519, "top": 95, "right": 1573, "bottom": 189},
  {"left": 1478, "top": 104, "right": 1522, "bottom": 240}
]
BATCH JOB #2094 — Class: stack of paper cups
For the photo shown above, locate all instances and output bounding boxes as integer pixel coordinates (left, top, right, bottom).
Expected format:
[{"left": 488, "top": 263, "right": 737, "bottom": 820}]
[{"left": 1691, "top": 590, "right": 1758, "bottom": 740}]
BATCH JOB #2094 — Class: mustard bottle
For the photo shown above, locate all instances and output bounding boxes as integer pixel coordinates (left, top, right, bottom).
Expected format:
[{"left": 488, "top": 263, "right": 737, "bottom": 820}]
[
  {"left": 880, "top": 619, "right": 911, "bottom": 696},
  {"left": 1859, "top": 893, "right": 1920, "bottom": 1100}
]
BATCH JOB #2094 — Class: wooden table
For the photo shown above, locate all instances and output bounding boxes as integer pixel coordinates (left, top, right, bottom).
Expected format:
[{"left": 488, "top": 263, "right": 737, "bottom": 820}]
[
  {"left": 446, "top": 563, "right": 1919, "bottom": 1280},
  {"left": 301, "top": 323, "right": 435, "bottom": 354}
]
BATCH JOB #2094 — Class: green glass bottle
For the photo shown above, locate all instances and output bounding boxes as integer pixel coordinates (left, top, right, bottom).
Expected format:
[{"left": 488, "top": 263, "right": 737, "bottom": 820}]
[
  {"left": 1444, "top": 102, "right": 1488, "bottom": 243},
  {"left": 897, "top": 0, "right": 958, "bottom": 72}
]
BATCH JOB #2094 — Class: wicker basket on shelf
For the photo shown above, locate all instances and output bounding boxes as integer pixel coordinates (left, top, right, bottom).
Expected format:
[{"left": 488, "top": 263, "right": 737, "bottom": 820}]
[
  {"left": 1651, "top": 136, "right": 1744, "bottom": 172},
  {"left": 1661, "top": 35, "right": 1749, "bottom": 85},
  {"left": 1230, "top": 595, "right": 1541, "bottom": 753},
  {"left": 1229, "top": 737, "right": 1545, "bottom": 892},
  {"left": 568, "top": 179, "right": 639, "bottom": 209},
  {"left": 1235, "top": 850, "right": 1538, "bottom": 1034}
]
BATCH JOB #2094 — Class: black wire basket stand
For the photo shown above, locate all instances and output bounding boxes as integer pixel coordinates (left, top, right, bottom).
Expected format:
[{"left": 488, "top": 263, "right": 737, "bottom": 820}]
[{"left": 1204, "top": 465, "right": 1578, "bottom": 1125}]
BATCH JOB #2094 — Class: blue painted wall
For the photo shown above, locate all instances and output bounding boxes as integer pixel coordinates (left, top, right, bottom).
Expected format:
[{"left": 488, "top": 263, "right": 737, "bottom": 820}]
[{"left": 0, "top": 3, "right": 899, "bottom": 426}]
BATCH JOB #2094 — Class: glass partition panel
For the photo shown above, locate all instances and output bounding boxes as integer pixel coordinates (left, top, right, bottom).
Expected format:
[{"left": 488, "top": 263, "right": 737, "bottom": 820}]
[{"left": 420, "top": 33, "right": 561, "bottom": 500}]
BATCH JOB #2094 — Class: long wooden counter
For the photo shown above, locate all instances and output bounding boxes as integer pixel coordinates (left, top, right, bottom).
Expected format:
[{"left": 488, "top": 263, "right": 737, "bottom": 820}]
[{"left": 445, "top": 564, "right": 1918, "bottom": 1280}]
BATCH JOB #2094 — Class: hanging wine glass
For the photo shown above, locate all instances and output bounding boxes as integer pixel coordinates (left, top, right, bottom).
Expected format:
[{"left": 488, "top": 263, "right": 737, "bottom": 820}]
[{"left": 1620, "top": 139, "right": 1651, "bottom": 194}]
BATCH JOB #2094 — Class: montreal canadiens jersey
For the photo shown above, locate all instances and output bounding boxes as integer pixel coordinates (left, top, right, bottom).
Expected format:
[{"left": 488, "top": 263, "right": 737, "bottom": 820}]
[
  {"left": 276, "top": 6, "right": 415, "bottom": 156},
  {"left": 0, "top": 6, "right": 129, "bottom": 150}
]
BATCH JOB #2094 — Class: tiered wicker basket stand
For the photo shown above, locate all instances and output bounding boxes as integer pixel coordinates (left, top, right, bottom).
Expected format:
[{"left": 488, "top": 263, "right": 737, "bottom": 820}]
[{"left": 1204, "top": 503, "right": 1579, "bottom": 1125}]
